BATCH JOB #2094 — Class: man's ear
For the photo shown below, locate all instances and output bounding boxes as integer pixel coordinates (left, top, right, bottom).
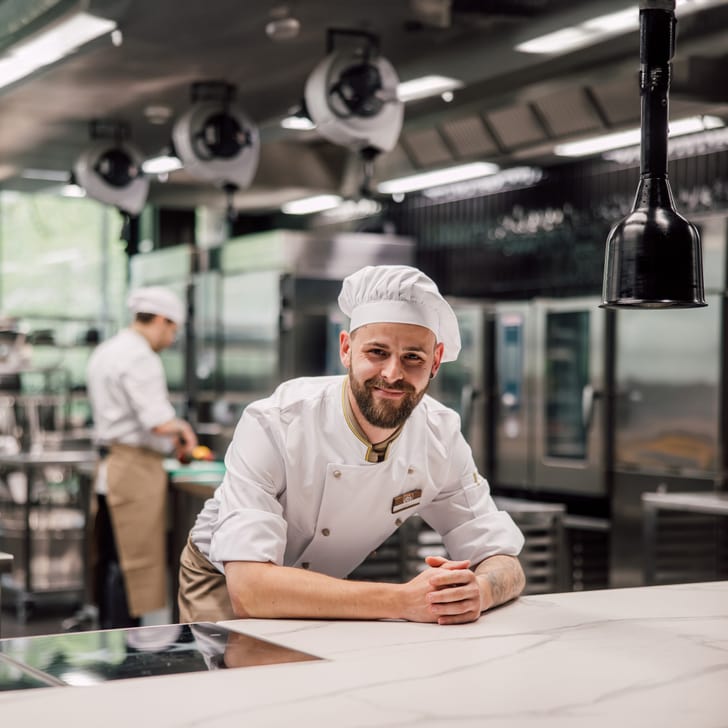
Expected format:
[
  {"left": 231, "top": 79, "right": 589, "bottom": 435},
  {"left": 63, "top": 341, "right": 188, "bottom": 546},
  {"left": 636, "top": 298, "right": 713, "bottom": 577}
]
[
  {"left": 339, "top": 330, "right": 352, "bottom": 369},
  {"left": 430, "top": 342, "right": 445, "bottom": 379}
]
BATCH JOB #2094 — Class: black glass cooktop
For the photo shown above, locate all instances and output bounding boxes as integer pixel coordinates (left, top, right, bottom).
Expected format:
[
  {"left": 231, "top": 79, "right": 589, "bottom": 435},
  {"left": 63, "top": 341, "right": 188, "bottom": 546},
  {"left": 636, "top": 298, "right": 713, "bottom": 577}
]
[{"left": 0, "top": 622, "right": 321, "bottom": 691}]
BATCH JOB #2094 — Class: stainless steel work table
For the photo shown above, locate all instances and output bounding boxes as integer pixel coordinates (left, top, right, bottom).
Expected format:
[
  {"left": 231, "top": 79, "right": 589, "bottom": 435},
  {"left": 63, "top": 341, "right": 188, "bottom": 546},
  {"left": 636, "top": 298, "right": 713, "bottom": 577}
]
[
  {"left": 642, "top": 491, "right": 728, "bottom": 585},
  {"left": 0, "top": 450, "right": 97, "bottom": 621}
]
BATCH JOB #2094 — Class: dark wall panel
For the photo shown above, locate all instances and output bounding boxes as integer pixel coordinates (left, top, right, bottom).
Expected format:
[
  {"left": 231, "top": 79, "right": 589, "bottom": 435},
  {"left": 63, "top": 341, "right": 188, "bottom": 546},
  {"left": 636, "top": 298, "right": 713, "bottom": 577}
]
[{"left": 385, "top": 149, "right": 728, "bottom": 300}]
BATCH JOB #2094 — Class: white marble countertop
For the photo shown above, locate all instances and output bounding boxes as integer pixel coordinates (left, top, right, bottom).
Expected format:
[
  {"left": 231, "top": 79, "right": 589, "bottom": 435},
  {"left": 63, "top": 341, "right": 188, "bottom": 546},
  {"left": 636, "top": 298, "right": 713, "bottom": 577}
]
[{"left": 1, "top": 581, "right": 727, "bottom": 727}]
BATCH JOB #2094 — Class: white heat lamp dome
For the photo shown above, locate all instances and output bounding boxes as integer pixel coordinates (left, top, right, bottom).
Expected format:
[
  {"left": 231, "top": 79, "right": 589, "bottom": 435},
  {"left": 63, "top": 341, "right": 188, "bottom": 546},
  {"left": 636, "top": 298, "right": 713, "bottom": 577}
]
[
  {"left": 304, "top": 50, "right": 403, "bottom": 154},
  {"left": 73, "top": 141, "right": 149, "bottom": 215},
  {"left": 172, "top": 101, "right": 260, "bottom": 189}
]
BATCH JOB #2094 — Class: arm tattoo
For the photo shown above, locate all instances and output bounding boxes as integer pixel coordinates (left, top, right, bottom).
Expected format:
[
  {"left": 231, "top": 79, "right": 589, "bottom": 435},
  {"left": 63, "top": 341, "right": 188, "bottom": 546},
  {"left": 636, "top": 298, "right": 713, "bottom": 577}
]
[{"left": 478, "top": 556, "right": 526, "bottom": 609}]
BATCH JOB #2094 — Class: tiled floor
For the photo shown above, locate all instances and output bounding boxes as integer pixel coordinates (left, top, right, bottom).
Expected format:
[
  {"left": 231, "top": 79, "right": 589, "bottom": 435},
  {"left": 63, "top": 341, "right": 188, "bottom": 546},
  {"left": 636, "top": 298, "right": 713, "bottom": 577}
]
[
  {"left": 1, "top": 603, "right": 77, "bottom": 638},
  {"left": 1, "top": 596, "right": 172, "bottom": 639}
]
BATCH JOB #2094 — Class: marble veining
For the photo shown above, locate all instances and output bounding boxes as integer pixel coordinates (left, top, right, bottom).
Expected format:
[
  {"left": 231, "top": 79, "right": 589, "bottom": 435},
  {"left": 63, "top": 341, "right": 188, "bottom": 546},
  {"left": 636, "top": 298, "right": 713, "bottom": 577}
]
[{"left": 0, "top": 581, "right": 725, "bottom": 727}]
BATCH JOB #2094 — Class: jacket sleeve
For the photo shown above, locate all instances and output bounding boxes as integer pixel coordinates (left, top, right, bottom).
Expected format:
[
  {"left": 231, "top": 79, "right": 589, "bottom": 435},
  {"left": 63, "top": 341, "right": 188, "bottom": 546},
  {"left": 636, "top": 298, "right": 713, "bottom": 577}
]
[
  {"left": 416, "top": 428, "right": 525, "bottom": 564},
  {"left": 208, "top": 401, "right": 288, "bottom": 565}
]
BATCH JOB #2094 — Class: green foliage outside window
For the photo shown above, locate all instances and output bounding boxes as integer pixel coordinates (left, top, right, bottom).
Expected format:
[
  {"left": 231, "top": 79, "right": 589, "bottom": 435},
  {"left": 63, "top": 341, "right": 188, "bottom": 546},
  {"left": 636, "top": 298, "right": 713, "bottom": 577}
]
[{"left": 0, "top": 191, "right": 129, "bottom": 420}]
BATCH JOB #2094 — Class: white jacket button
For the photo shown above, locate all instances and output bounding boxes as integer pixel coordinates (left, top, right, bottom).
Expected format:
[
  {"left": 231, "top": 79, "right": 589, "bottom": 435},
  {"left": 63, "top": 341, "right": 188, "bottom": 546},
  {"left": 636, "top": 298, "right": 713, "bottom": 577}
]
[
  {"left": 333, "top": 469, "right": 342, "bottom": 478},
  {"left": 321, "top": 528, "right": 330, "bottom": 536}
]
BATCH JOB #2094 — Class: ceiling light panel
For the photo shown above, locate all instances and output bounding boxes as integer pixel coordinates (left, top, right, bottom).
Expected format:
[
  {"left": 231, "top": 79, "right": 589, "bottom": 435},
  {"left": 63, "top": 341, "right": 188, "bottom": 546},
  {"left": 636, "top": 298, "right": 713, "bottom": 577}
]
[
  {"left": 516, "top": 1, "right": 728, "bottom": 57},
  {"left": 377, "top": 162, "right": 500, "bottom": 195},
  {"left": 554, "top": 114, "right": 725, "bottom": 156},
  {"left": 281, "top": 194, "right": 342, "bottom": 215},
  {"left": 0, "top": 11, "right": 116, "bottom": 90},
  {"left": 396, "top": 75, "right": 464, "bottom": 103},
  {"left": 141, "top": 156, "right": 184, "bottom": 175}
]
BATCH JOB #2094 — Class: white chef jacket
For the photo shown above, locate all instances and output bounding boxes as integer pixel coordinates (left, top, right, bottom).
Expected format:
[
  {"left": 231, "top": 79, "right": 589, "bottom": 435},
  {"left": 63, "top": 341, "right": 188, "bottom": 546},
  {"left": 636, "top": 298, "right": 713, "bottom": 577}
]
[
  {"left": 191, "top": 376, "right": 524, "bottom": 578},
  {"left": 86, "top": 328, "right": 176, "bottom": 460}
]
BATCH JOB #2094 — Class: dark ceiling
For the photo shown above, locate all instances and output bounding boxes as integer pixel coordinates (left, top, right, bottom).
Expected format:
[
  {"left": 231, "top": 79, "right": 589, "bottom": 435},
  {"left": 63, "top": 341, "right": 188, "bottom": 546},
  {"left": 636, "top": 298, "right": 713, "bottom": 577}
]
[{"left": 1, "top": 0, "right": 727, "bottom": 212}]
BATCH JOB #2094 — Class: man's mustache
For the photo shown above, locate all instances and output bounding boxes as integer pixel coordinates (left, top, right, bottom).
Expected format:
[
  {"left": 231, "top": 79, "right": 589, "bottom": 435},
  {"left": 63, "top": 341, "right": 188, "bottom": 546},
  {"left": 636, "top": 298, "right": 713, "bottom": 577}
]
[{"left": 365, "top": 378, "right": 416, "bottom": 393}]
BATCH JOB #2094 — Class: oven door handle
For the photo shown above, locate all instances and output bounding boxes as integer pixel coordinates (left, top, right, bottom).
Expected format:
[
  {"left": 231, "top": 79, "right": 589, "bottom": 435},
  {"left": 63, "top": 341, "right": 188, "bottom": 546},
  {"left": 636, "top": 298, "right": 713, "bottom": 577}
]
[{"left": 581, "top": 384, "right": 601, "bottom": 430}]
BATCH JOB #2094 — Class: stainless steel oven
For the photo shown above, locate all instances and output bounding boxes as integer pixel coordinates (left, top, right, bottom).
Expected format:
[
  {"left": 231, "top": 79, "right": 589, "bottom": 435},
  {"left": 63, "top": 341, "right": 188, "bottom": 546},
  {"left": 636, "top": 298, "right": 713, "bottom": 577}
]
[{"left": 493, "top": 297, "right": 606, "bottom": 496}]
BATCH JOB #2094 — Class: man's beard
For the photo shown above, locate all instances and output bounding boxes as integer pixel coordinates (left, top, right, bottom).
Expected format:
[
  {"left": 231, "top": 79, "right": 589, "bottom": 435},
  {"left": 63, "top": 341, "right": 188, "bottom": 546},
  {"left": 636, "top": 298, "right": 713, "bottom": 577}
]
[{"left": 349, "top": 371, "right": 428, "bottom": 429}]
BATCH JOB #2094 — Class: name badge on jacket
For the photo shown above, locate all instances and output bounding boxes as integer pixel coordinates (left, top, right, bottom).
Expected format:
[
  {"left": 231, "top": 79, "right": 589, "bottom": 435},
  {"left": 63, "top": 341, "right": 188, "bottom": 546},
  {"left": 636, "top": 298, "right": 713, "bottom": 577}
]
[{"left": 391, "top": 488, "right": 422, "bottom": 514}]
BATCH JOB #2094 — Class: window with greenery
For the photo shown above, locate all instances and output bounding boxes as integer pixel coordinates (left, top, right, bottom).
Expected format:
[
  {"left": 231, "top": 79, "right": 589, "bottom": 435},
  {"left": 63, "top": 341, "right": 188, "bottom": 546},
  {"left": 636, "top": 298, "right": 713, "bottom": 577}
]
[{"left": 0, "top": 191, "right": 129, "bottom": 425}]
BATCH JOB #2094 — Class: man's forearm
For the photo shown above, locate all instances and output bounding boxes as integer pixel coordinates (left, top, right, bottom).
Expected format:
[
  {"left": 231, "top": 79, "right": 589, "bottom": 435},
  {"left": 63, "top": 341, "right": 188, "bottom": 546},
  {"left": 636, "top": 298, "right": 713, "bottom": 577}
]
[
  {"left": 474, "top": 554, "right": 526, "bottom": 611},
  {"left": 225, "top": 561, "right": 402, "bottom": 620}
]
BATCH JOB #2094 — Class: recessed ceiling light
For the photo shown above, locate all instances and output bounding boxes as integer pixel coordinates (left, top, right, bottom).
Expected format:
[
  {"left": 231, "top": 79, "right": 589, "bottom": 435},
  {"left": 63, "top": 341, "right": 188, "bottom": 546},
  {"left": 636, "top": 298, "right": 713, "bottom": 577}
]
[
  {"left": 516, "top": 1, "right": 727, "bottom": 56},
  {"left": 142, "top": 155, "right": 184, "bottom": 174},
  {"left": 554, "top": 115, "right": 725, "bottom": 156},
  {"left": 377, "top": 162, "right": 499, "bottom": 195},
  {"left": 0, "top": 12, "right": 117, "bottom": 91},
  {"left": 396, "top": 75, "right": 464, "bottom": 103},
  {"left": 281, "top": 194, "right": 342, "bottom": 215},
  {"left": 280, "top": 115, "right": 317, "bottom": 131}
]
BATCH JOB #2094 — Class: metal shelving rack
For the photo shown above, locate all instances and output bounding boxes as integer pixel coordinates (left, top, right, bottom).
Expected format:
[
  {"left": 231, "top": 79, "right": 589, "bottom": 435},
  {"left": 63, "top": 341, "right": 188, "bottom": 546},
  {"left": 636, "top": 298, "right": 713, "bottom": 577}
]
[{"left": 0, "top": 450, "right": 96, "bottom": 622}]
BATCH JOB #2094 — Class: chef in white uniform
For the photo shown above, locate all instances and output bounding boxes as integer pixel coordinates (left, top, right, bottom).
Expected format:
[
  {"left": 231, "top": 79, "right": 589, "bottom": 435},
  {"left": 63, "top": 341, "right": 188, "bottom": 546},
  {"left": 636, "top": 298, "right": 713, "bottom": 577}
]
[{"left": 179, "top": 265, "right": 525, "bottom": 625}]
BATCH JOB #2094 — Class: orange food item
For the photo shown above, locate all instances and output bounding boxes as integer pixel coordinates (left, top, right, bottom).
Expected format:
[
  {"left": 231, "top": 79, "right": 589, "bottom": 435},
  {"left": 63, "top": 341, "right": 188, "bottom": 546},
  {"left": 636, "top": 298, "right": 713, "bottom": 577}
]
[{"left": 191, "top": 445, "right": 215, "bottom": 461}]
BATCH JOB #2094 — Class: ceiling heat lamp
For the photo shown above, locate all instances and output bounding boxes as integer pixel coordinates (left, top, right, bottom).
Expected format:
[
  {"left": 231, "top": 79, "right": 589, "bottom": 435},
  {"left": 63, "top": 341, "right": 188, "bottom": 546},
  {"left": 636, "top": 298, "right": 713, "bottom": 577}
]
[
  {"left": 304, "top": 28, "right": 404, "bottom": 196},
  {"left": 172, "top": 81, "right": 260, "bottom": 219},
  {"left": 73, "top": 121, "right": 149, "bottom": 216},
  {"left": 601, "top": 0, "right": 705, "bottom": 309}
]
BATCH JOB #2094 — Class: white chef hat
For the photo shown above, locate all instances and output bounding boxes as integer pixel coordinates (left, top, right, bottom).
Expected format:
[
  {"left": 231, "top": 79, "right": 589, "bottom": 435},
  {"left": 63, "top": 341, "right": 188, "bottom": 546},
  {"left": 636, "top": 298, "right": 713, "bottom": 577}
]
[
  {"left": 338, "top": 265, "right": 461, "bottom": 362},
  {"left": 126, "top": 286, "right": 186, "bottom": 326}
]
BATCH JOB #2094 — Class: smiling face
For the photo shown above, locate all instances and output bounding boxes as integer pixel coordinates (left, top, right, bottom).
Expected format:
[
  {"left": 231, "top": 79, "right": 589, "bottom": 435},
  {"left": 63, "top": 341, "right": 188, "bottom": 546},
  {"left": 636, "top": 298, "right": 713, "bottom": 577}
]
[{"left": 340, "top": 322, "right": 444, "bottom": 437}]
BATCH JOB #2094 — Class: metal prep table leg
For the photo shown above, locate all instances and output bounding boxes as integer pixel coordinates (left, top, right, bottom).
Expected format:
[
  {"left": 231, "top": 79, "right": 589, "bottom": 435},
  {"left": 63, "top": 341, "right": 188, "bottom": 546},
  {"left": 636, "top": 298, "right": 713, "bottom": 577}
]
[
  {"left": 642, "top": 500, "right": 658, "bottom": 586},
  {"left": 0, "top": 551, "right": 14, "bottom": 638}
]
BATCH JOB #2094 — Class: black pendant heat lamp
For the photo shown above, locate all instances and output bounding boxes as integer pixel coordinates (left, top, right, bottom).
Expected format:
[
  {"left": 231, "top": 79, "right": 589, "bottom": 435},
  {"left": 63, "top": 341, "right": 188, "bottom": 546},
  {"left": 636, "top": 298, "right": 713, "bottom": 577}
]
[{"left": 601, "top": 0, "right": 706, "bottom": 309}]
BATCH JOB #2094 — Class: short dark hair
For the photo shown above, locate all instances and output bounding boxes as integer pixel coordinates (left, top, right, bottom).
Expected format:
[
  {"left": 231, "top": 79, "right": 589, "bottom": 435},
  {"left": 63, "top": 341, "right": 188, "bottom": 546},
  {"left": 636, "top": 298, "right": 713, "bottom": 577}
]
[{"left": 135, "top": 312, "right": 156, "bottom": 324}]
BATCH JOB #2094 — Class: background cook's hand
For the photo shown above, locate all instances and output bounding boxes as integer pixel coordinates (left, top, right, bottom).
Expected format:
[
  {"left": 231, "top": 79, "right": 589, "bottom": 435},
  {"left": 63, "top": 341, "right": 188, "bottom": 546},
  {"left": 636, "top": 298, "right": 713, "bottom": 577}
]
[{"left": 174, "top": 420, "right": 198, "bottom": 462}]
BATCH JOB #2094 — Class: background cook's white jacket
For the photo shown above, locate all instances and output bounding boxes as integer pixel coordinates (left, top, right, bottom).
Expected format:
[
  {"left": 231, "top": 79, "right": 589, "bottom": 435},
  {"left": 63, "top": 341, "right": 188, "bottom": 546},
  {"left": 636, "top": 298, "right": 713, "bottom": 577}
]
[
  {"left": 191, "top": 376, "right": 524, "bottom": 577},
  {"left": 87, "top": 328, "right": 177, "bottom": 494}
]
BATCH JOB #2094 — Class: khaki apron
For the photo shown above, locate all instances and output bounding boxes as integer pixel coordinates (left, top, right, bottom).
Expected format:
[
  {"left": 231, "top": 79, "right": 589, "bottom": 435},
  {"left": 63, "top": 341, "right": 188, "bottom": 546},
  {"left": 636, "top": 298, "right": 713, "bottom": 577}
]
[
  {"left": 178, "top": 536, "right": 235, "bottom": 623},
  {"left": 106, "top": 443, "right": 167, "bottom": 616}
]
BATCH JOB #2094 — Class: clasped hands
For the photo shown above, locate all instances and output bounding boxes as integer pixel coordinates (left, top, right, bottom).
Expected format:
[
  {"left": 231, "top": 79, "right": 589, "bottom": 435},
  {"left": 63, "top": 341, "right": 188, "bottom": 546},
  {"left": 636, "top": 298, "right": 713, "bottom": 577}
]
[{"left": 401, "top": 555, "right": 484, "bottom": 625}]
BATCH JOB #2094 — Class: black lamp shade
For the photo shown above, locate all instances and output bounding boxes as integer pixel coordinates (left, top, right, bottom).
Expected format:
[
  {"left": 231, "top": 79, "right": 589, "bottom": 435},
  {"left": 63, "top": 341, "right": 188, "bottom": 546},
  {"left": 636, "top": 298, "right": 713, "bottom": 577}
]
[
  {"left": 601, "top": 177, "right": 706, "bottom": 308},
  {"left": 600, "top": 0, "right": 706, "bottom": 310}
]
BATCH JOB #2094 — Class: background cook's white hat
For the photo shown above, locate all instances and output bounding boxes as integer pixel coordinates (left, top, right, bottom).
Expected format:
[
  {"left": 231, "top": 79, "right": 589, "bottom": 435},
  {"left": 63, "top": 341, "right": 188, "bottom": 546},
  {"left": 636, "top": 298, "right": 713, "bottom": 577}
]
[
  {"left": 127, "top": 286, "right": 186, "bottom": 326},
  {"left": 338, "top": 265, "right": 461, "bottom": 362}
]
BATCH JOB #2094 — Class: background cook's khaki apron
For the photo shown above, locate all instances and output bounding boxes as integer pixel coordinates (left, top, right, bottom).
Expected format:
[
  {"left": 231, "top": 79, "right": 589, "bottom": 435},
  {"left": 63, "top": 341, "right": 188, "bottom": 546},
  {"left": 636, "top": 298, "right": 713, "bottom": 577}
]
[{"left": 106, "top": 443, "right": 167, "bottom": 616}]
